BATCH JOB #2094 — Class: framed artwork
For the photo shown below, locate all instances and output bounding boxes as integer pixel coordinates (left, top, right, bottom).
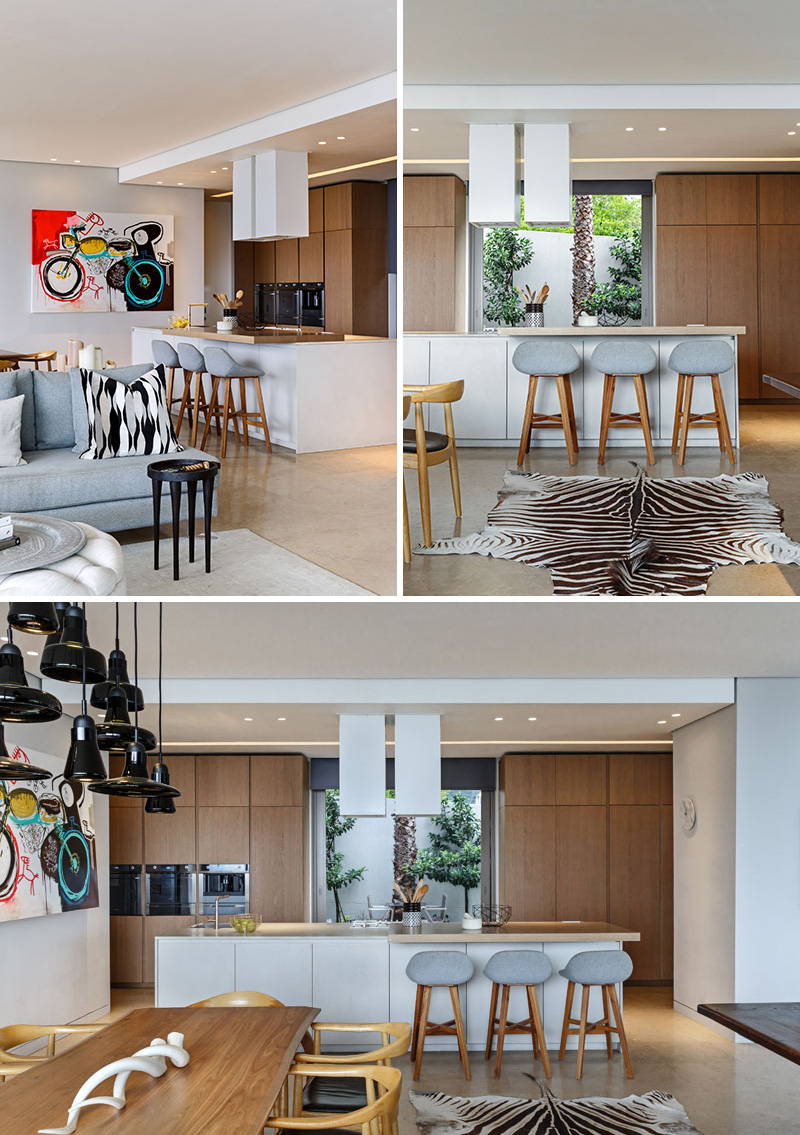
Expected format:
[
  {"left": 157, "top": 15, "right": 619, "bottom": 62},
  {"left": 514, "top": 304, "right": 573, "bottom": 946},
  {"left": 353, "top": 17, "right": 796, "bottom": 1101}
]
[
  {"left": 31, "top": 209, "right": 174, "bottom": 314},
  {"left": 0, "top": 743, "right": 99, "bottom": 921}
]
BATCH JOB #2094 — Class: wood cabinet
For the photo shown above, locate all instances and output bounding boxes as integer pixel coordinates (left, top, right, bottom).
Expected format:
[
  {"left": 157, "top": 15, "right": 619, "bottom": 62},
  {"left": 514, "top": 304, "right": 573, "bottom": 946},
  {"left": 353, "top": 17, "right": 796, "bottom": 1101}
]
[
  {"left": 555, "top": 807, "right": 607, "bottom": 921},
  {"left": 555, "top": 754, "right": 606, "bottom": 805},
  {"left": 275, "top": 238, "right": 299, "bottom": 283},
  {"left": 503, "top": 806, "right": 555, "bottom": 918},
  {"left": 254, "top": 242, "right": 276, "bottom": 284},
  {"left": 500, "top": 753, "right": 554, "bottom": 805},
  {"left": 759, "top": 174, "right": 800, "bottom": 224},
  {"left": 110, "top": 808, "right": 142, "bottom": 863},
  {"left": 233, "top": 240, "right": 254, "bottom": 307},
  {"left": 144, "top": 807, "right": 196, "bottom": 864},
  {"left": 609, "top": 805, "right": 661, "bottom": 977},
  {"left": 323, "top": 182, "right": 388, "bottom": 337},
  {"left": 323, "top": 183, "right": 353, "bottom": 231},
  {"left": 298, "top": 232, "right": 324, "bottom": 280},
  {"left": 707, "top": 175, "right": 757, "bottom": 225},
  {"left": 655, "top": 174, "right": 707, "bottom": 225},
  {"left": 403, "top": 175, "right": 467, "bottom": 333},
  {"left": 323, "top": 228, "right": 353, "bottom": 334},
  {"left": 197, "top": 806, "right": 249, "bottom": 862},
  {"left": 707, "top": 225, "right": 760, "bottom": 399},
  {"left": 250, "top": 807, "right": 306, "bottom": 921},
  {"left": 759, "top": 224, "right": 800, "bottom": 399},
  {"left": 405, "top": 176, "right": 461, "bottom": 228},
  {"left": 655, "top": 226, "right": 708, "bottom": 326},
  {"left": 308, "top": 187, "right": 324, "bottom": 233},
  {"left": 110, "top": 917, "right": 143, "bottom": 984},
  {"left": 250, "top": 754, "right": 308, "bottom": 807},
  {"left": 609, "top": 754, "right": 661, "bottom": 805},
  {"left": 196, "top": 755, "right": 250, "bottom": 807}
]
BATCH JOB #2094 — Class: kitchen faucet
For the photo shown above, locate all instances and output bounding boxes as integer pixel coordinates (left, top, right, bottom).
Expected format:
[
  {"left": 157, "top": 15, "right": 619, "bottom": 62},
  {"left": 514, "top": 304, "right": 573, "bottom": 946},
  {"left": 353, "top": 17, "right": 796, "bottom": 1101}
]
[{"left": 206, "top": 895, "right": 222, "bottom": 931}]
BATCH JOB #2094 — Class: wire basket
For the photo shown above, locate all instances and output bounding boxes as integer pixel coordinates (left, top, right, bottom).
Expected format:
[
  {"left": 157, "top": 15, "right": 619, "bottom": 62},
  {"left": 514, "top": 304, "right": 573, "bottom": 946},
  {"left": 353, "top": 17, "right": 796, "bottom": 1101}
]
[{"left": 473, "top": 904, "right": 512, "bottom": 928}]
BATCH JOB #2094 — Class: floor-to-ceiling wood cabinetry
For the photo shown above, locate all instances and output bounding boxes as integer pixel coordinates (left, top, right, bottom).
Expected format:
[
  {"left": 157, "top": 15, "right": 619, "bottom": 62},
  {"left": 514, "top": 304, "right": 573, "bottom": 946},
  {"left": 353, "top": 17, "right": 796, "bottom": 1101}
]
[
  {"left": 499, "top": 752, "right": 673, "bottom": 982},
  {"left": 403, "top": 175, "right": 467, "bottom": 333},
  {"left": 655, "top": 172, "right": 800, "bottom": 402}
]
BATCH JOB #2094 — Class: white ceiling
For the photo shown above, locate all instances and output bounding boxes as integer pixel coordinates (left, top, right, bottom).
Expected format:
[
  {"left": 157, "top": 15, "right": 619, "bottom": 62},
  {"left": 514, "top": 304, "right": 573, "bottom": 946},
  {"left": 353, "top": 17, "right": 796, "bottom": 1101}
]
[
  {"left": 404, "top": 0, "right": 800, "bottom": 85},
  {"left": 1, "top": 0, "right": 396, "bottom": 183}
]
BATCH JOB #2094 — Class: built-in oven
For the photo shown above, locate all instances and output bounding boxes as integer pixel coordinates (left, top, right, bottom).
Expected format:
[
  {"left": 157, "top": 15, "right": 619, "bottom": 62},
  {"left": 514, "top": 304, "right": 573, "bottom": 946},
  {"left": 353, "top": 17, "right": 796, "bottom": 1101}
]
[
  {"left": 145, "top": 864, "right": 196, "bottom": 916},
  {"left": 299, "top": 283, "right": 324, "bottom": 328},
  {"left": 110, "top": 864, "right": 142, "bottom": 916},
  {"left": 199, "top": 863, "right": 249, "bottom": 916},
  {"left": 276, "top": 282, "right": 300, "bottom": 327},
  {"left": 255, "top": 282, "right": 276, "bottom": 326}
]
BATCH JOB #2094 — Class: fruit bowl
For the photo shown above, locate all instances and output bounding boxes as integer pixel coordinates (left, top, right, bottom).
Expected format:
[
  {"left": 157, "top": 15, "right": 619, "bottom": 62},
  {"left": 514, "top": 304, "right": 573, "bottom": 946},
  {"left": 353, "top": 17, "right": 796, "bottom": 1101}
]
[{"left": 231, "top": 913, "right": 260, "bottom": 935}]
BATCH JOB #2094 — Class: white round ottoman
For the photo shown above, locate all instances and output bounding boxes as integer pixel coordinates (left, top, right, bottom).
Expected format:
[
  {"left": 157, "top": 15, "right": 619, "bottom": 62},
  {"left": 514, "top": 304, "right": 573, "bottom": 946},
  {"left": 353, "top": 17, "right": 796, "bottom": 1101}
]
[{"left": 0, "top": 523, "right": 126, "bottom": 596}]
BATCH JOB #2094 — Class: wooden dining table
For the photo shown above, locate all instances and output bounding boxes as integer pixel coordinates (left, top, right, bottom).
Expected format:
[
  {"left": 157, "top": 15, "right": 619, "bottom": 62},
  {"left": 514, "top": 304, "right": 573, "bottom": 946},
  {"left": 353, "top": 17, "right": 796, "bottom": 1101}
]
[
  {"left": 0, "top": 1006, "right": 317, "bottom": 1135},
  {"left": 697, "top": 1002, "right": 800, "bottom": 1066}
]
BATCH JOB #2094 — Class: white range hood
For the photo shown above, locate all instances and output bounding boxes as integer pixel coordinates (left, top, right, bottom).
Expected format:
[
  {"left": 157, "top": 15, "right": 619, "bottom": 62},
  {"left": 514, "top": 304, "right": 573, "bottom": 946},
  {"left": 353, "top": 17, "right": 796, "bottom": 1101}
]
[
  {"left": 468, "top": 124, "right": 521, "bottom": 227},
  {"left": 232, "top": 150, "right": 309, "bottom": 241}
]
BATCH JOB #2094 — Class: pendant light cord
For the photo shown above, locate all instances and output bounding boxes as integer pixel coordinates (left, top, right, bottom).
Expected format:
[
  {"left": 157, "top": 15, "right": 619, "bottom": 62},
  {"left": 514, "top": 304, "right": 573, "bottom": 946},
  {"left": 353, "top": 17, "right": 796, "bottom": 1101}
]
[
  {"left": 133, "top": 602, "right": 138, "bottom": 743},
  {"left": 114, "top": 602, "right": 121, "bottom": 690},
  {"left": 157, "top": 603, "right": 163, "bottom": 767},
  {"left": 81, "top": 601, "right": 87, "bottom": 716}
]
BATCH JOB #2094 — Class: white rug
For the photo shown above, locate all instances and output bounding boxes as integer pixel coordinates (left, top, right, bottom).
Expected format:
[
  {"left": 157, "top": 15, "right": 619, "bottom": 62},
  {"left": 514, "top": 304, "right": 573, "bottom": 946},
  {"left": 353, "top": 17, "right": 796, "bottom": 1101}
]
[{"left": 122, "top": 528, "right": 371, "bottom": 596}]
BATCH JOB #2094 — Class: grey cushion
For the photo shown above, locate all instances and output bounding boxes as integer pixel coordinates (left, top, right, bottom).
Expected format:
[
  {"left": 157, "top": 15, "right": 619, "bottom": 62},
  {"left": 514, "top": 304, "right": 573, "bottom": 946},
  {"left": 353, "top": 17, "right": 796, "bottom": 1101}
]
[
  {"left": 204, "top": 346, "right": 264, "bottom": 379},
  {"left": 152, "top": 339, "right": 180, "bottom": 368},
  {"left": 512, "top": 340, "right": 581, "bottom": 376},
  {"left": 590, "top": 340, "right": 657, "bottom": 376},
  {"left": 405, "top": 950, "right": 475, "bottom": 986},
  {"left": 483, "top": 949, "right": 552, "bottom": 986},
  {"left": 32, "top": 370, "right": 75, "bottom": 450},
  {"left": 70, "top": 365, "right": 154, "bottom": 455},
  {"left": 1, "top": 371, "right": 36, "bottom": 452},
  {"left": 559, "top": 950, "right": 633, "bottom": 985},
  {"left": 177, "top": 343, "right": 206, "bottom": 372},
  {"left": 668, "top": 340, "right": 735, "bottom": 376},
  {"left": 0, "top": 395, "right": 26, "bottom": 467}
]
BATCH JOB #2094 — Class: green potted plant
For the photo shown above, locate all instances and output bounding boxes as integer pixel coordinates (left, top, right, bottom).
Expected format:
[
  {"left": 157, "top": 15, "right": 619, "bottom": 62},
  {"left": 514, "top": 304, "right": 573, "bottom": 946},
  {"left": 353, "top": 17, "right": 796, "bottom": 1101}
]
[
  {"left": 577, "top": 294, "right": 601, "bottom": 327},
  {"left": 483, "top": 229, "right": 534, "bottom": 327},
  {"left": 407, "top": 792, "right": 481, "bottom": 916}
]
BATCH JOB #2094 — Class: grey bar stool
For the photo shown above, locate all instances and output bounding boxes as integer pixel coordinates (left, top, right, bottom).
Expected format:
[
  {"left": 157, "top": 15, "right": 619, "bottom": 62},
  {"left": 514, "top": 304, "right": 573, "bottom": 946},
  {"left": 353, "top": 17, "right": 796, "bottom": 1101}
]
[
  {"left": 483, "top": 949, "right": 552, "bottom": 1078},
  {"left": 513, "top": 340, "right": 581, "bottom": 467},
  {"left": 152, "top": 339, "right": 181, "bottom": 419},
  {"left": 558, "top": 949, "right": 634, "bottom": 1080},
  {"left": 591, "top": 340, "right": 658, "bottom": 466},
  {"left": 668, "top": 340, "right": 735, "bottom": 466},
  {"left": 202, "top": 346, "right": 271, "bottom": 458},
  {"left": 406, "top": 950, "right": 474, "bottom": 1081},
  {"left": 175, "top": 342, "right": 217, "bottom": 446}
]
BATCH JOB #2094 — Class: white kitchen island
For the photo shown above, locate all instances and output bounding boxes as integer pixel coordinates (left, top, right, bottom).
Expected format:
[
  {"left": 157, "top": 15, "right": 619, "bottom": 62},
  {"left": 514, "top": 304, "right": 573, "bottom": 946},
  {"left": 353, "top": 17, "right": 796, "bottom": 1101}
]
[
  {"left": 404, "top": 326, "right": 744, "bottom": 451},
  {"left": 132, "top": 326, "right": 396, "bottom": 454},
  {"left": 155, "top": 920, "right": 639, "bottom": 1051}
]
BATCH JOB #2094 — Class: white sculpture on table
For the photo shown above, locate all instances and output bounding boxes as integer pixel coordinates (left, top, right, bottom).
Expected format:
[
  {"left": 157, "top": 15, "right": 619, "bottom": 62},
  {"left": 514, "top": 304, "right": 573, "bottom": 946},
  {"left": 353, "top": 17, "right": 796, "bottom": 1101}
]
[{"left": 38, "top": 1031, "right": 190, "bottom": 1135}]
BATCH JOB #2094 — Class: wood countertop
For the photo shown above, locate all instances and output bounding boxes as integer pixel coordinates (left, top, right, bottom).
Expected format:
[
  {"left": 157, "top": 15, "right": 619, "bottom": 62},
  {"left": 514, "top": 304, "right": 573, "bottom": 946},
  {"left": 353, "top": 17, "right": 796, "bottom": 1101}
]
[
  {"left": 160, "top": 920, "right": 639, "bottom": 943},
  {"left": 497, "top": 326, "right": 745, "bottom": 337},
  {"left": 147, "top": 327, "right": 388, "bottom": 345}
]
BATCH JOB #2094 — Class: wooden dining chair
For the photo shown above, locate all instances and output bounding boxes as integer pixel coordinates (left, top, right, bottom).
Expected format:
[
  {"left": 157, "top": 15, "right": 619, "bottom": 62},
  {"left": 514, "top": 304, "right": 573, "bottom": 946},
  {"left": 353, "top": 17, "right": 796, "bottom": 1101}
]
[
  {"left": 0, "top": 1059, "right": 41, "bottom": 1083},
  {"left": 403, "top": 381, "right": 464, "bottom": 548},
  {"left": 294, "top": 1022, "right": 410, "bottom": 1118},
  {"left": 14, "top": 351, "right": 57, "bottom": 371},
  {"left": 189, "top": 990, "right": 284, "bottom": 1008},
  {"left": 0, "top": 360, "right": 17, "bottom": 372},
  {"left": 269, "top": 1064, "right": 401, "bottom": 1135},
  {"left": 402, "top": 394, "right": 411, "bottom": 563},
  {"left": 0, "top": 1023, "right": 102, "bottom": 1073}
]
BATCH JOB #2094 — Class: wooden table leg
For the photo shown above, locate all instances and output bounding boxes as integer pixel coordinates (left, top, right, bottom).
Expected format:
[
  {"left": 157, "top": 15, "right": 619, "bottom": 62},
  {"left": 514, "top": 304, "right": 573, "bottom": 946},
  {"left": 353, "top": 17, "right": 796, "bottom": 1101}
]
[
  {"left": 187, "top": 481, "right": 197, "bottom": 563},
  {"left": 202, "top": 475, "right": 214, "bottom": 573},
  {"left": 152, "top": 479, "right": 162, "bottom": 570},
  {"left": 169, "top": 481, "right": 181, "bottom": 582}
]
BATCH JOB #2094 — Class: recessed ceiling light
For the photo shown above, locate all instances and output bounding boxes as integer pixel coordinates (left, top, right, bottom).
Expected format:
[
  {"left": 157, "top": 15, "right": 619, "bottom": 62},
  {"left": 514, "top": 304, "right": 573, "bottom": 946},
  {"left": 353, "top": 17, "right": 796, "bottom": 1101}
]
[
  {"left": 74, "top": 159, "right": 81, "bottom": 163},
  {"left": 625, "top": 127, "right": 634, "bottom": 132},
  {"left": 25, "top": 651, "right": 38, "bottom": 657},
  {"left": 178, "top": 182, "right": 184, "bottom": 186},
  {"left": 318, "top": 141, "right": 327, "bottom": 145},
  {"left": 337, "top": 136, "right": 346, "bottom": 140},
  {"left": 277, "top": 717, "right": 287, "bottom": 722},
  {"left": 410, "top": 127, "right": 420, "bottom": 132},
  {"left": 222, "top": 166, "right": 229, "bottom": 170},
  {"left": 494, "top": 716, "right": 504, "bottom": 722},
  {"left": 156, "top": 181, "right": 162, "bottom": 185},
  {"left": 671, "top": 713, "right": 681, "bottom": 718},
  {"left": 789, "top": 132, "right": 797, "bottom": 137},
  {"left": 658, "top": 127, "right": 667, "bottom": 132},
  {"left": 244, "top": 717, "right": 253, "bottom": 722},
  {"left": 657, "top": 720, "right": 667, "bottom": 725},
  {"left": 50, "top": 158, "right": 58, "bottom": 162},
  {"left": 528, "top": 716, "right": 537, "bottom": 721},
  {"left": 210, "top": 170, "right": 217, "bottom": 173}
]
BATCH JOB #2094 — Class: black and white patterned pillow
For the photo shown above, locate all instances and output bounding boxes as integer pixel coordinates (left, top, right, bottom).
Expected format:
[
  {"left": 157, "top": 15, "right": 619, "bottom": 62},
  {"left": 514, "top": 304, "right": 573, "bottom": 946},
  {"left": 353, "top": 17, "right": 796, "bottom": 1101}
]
[{"left": 79, "top": 364, "right": 184, "bottom": 460}]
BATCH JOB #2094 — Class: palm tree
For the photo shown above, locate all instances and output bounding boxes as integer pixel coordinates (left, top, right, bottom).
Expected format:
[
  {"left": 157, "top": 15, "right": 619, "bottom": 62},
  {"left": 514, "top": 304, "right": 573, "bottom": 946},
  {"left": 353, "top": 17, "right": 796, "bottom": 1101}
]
[
  {"left": 392, "top": 813, "right": 417, "bottom": 920},
  {"left": 571, "top": 195, "right": 596, "bottom": 324}
]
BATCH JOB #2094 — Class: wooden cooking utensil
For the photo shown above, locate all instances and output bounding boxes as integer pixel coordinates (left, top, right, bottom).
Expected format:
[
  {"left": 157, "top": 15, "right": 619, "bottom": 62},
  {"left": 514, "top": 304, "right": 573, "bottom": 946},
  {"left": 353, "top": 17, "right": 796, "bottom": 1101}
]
[{"left": 393, "top": 882, "right": 408, "bottom": 902}]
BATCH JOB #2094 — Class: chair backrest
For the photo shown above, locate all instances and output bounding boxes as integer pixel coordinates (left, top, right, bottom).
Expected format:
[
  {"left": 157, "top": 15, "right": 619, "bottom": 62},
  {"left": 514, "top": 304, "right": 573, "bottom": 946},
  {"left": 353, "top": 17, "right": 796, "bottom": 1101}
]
[
  {"left": 0, "top": 1023, "right": 101, "bottom": 1059},
  {"left": 189, "top": 990, "right": 285, "bottom": 1008},
  {"left": 268, "top": 1063, "right": 401, "bottom": 1133},
  {"left": 404, "top": 381, "right": 464, "bottom": 405},
  {"left": 402, "top": 394, "right": 411, "bottom": 419},
  {"left": 298, "top": 1021, "right": 411, "bottom": 1066}
]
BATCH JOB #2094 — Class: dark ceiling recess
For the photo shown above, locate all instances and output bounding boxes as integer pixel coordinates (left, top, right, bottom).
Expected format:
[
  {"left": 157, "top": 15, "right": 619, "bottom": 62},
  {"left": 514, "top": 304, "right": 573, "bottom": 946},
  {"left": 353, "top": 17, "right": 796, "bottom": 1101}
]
[{"left": 310, "top": 757, "right": 497, "bottom": 791}]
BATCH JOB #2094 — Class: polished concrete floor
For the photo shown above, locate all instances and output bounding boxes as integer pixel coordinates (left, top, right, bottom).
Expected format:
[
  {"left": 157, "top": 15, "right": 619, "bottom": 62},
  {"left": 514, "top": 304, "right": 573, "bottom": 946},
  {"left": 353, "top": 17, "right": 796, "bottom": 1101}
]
[
  {"left": 404, "top": 404, "right": 800, "bottom": 596},
  {"left": 117, "top": 429, "right": 397, "bottom": 596}
]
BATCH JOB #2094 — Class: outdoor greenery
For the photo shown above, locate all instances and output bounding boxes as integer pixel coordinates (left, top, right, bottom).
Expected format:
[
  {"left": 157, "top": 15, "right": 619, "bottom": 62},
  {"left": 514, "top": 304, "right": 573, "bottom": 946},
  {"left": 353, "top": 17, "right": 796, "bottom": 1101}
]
[
  {"left": 483, "top": 227, "right": 534, "bottom": 326},
  {"left": 586, "top": 230, "right": 642, "bottom": 324},
  {"left": 408, "top": 792, "right": 481, "bottom": 915},
  {"left": 325, "top": 790, "right": 366, "bottom": 923},
  {"left": 523, "top": 194, "right": 641, "bottom": 237}
]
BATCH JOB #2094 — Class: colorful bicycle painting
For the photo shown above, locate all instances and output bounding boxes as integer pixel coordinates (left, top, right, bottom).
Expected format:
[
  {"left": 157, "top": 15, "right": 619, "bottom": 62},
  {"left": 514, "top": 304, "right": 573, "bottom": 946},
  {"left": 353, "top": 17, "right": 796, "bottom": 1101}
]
[
  {"left": 31, "top": 209, "right": 174, "bottom": 314},
  {"left": 0, "top": 744, "right": 98, "bottom": 921}
]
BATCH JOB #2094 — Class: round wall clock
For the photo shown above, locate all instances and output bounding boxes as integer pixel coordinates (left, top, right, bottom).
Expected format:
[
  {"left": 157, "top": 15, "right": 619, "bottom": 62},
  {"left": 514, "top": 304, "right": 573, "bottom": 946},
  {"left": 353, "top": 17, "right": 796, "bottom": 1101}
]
[{"left": 680, "top": 796, "right": 697, "bottom": 831}]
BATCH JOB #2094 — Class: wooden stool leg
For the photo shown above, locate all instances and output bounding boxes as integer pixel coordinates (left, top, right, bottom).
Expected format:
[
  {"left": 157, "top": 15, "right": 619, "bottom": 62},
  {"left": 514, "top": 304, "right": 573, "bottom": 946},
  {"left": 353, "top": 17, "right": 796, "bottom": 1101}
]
[
  {"left": 191, "top": 375, "right": 204, "bottom": 448},
  {"left": 527, "top": 985, "right": 551, "bottom": 1079},
  {"left": 252, "top": 376, "right": 272, "bottom": 453},
  {"left": 601, "top": 985, "right": 613, "bottom": 1058},
  {"left": 403, "top": 479, "right": 411, "bottom": 564},
  {"left": 187, "top": 481, "right": 197, "bottom": 563},
  {"left": 598, "top": 374, "right": 613, "bottom": 464},
  {"left": 555, "top": 375, "right": 577, "bottom": 466},
  {"left": 608, "top": 985, "right": 634, "bottom": 1078},
  {"left": 575, "top": 984, "right": 590, "bottom": 1080},
  {"left": 678, "top": 375, "right": 694, "bottom": 465},
  {"left": 563, "top": 376, "right": 580, "bottom": 454},
  {"left": 413, "top": 986, "right": 431, "bottom": 1081},
  {"left": 559, "top": 980, "right": 574, "bottom": 1060},
  {"left": 176, "top": 372, "right": 193, "bottom": 436},
  {"left": 485, "top": 980, "right": 499, "bottom": 1059},
  {"left": 517, "top": 375, "right": 537, "bottom": 466},
  {"left": 169, "top": 481, "right": 181, "bottom": 583},
  {"left": 450, "top": 985, "right": 471, "bottom": 1080},
  {"left": 632, "top": 373, "right": 656, "bottom": 465},
  {"left": 239, "top": 377, "right": 249, "bottom": 445},
  {"left": 671, "top": 374, "right": 685, "bottom": 453},
  {"left": 493, "top": 983, "right": 510, "bottom": 1078},
  {"left": 152, "top": 479, "right": 162, "bottom": 570},
  {"left": 410, "top": 983, "right": 423, "bottom": 1062},
  {"left": 711, "top": 373, "right": 735, "bottom": 464},
  {"left": 201, "top": 377, "right": 221, "bottom": 450},
  {"left": 166, "top": 367, "right": 174, "bottom": 410},
  {"left": 220, "top": 380, "right": 233, "bottom": 459}
]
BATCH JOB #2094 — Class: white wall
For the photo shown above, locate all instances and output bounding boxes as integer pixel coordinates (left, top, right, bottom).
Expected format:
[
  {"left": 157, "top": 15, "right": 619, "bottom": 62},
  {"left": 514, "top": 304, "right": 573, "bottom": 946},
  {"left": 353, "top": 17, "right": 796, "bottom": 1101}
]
[
  {"left": 204, "top": 200, "right": 233, "bottom": 321},
  {"left": 0, "top": 713, "right": 110, "bottom": 1028},
  {"left": 0, "top": 161, "right": 204, "bottom": 365},
  {"left": 672, "top": 706, "right": 736, "bottom": 1034}
]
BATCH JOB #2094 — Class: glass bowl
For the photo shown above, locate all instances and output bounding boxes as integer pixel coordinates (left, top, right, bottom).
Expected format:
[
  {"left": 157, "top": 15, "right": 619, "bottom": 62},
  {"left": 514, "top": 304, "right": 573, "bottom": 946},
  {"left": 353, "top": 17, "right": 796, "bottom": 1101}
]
[{"left": 231, "top": 913, "right": 260, "bottom": 935}]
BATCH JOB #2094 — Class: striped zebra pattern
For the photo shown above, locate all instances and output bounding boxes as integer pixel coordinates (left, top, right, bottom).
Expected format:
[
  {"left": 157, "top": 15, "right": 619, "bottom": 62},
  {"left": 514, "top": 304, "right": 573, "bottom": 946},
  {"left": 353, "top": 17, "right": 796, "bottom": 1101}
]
[
  {"left": 415, "top": 466, "right": 800, "bottom": 595},
  {"left": 410, "top": 1083, "right": 703, "bottom": 1134},
  {"left": 79, "top": 364, "right": 183, "bottom": 460}
]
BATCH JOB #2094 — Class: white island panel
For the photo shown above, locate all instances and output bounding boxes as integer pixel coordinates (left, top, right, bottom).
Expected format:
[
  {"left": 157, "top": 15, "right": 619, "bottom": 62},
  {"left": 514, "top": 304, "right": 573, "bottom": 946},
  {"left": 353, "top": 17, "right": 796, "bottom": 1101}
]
[
  {"left": 155, "top": 939, "right": 235, "bottom": 1007},
  {"left": 234, "top": 939, "right": 312, "bottom": 1006}
]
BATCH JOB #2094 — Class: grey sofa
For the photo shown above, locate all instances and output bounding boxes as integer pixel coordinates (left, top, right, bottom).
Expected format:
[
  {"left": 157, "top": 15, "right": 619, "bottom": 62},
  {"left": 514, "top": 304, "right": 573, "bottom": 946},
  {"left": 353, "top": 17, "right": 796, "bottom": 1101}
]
[{"left": 0, "top": 365, "right": 218, "bottom": 533}]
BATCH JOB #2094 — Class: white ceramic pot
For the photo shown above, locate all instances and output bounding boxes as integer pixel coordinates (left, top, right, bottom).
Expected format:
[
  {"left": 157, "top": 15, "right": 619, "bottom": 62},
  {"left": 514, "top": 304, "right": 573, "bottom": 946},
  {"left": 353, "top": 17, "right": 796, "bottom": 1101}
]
[
  {"left": 577, "top": 314, "right": 599, "bottom": 327},
  {"left": 461, "top": 914, "right": 482, "bottom": 931},
  {"left": 217, "top": 319, "right": 234, "bottom": 333}
]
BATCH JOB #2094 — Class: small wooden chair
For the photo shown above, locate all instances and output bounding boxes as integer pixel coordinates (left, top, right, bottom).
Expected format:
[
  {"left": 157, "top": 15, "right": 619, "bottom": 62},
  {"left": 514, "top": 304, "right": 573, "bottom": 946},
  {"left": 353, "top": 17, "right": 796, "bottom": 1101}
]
[
  {"left": 14, "top": 351, "right": 56, "bottom": 371},
  {"left": 512, "top": 339, "right": 581, "bottom": 467},
  {"left": 269, "top": 1064, "right": 401, "bottom": 1134},
  {"left": 558, "top": 950, "right": 634, "bottom": 1079},
  {"left": 0, "top": 1023, "right": 102, "bottom": 1077},
  {"left": 668, "top": 340, "right": 736, "bottom": 465},
  {"left": 402, "top": 394, "right": 411, "bottom": 563},
  {"left": 294, "top": 1022, "right": 410, "bottom": 1117},
  {"left": 403, "top": 381, "right": 463, "bottom": 548}
]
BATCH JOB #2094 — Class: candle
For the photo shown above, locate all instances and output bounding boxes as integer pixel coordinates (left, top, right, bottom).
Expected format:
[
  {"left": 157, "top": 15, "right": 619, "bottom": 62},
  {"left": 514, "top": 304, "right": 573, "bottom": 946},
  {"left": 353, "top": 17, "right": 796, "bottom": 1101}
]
[
  {"left": 67, "top": 339, "right": 83, "bottom": 367},
  {"left": 94, "top": 346, "right": 103, "bottom": 370},
  {"left": 78, "top": 344, "right": 96, "bottom": 370},
  {"left": 55, "top": 353, "right": 68, "bottom": 372}
]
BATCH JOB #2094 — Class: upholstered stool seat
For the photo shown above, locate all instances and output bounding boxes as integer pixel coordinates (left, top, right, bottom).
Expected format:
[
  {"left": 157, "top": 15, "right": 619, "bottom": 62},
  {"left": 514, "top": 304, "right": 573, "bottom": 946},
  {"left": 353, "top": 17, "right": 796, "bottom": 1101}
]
[
  {"left": 512, "top": 340, "right": 582, "bottom": 467},
  {"left": 201, "top": 346, "right": 271, "bottom": 457},
  {"left": 407, "top": 950, "right": 474, "bottom": 1080},
  {"left": 402, "top": 429, "right": 449, "bottom": 454},
  {"left": 668, "top": 340, "right": 735, "bottom": 465},
  {"left": 591, "top": 339, "right": 658, "bottom": 466},
  {"left": 483, "top": 950, "right": 552, "bottom": 1078},
  {"left": 558, "top": 949, "right": 634, "bottom": 1079}
]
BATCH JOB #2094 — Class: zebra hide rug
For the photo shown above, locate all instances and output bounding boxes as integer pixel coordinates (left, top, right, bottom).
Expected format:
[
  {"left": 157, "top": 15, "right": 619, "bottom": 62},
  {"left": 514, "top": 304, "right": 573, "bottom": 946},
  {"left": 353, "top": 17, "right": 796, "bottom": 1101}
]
[
  {"left": 410, "top": 1081, "right": 703, "bottom": 1134},
  {"left": 414, "top": 466, "right": 800, "bottom": 595}
]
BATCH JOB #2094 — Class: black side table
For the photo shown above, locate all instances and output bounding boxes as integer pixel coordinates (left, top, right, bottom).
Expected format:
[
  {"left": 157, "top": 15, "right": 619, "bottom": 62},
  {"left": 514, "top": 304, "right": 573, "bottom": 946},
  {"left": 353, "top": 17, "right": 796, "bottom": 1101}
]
[{"left": 147, "top": 459, "right": 221, "bottom": 580}]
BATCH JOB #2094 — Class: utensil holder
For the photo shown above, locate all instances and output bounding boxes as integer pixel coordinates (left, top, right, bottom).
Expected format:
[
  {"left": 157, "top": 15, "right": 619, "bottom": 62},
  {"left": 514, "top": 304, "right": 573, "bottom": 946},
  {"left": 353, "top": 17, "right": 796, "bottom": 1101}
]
[
  {"left": 223, "top": 307, "right": 238, "bottom": 330},
  {"left": 525, "top": 304, "right": 544, "bottom": 328},
  {"left": 403, "top": 901, "right": 422, "bottom": 928}
]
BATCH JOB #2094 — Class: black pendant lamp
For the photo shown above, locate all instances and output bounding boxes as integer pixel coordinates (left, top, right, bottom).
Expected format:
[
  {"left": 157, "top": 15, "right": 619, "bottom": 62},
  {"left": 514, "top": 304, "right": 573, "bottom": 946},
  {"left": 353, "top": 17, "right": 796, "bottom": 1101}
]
[
  {"left": 40, "top": 605, "right": 107, "bottom": 685},
  {"left": 63, "top": 603, "right": 107, "bottom": 783},
  {"left": 146, "top": 605, "right": 179, "bottom": 814},
  {"left": 91, "top": 604, "right": 179, "bottom": 801},
  {"left": 96, "top": 686, "right": 157, "bottom": 753},
  {"left": 7, "top": 602, "right": 60, "bottom": 636},
  {"left": 0, "top": 721, "right": 50, "bottom": 781},
  {"left": 90, "top": 604, "right": 144, "bottom": 712},
  {"left": 0, "top": 626, "right": 62, "bottom": 723}
]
